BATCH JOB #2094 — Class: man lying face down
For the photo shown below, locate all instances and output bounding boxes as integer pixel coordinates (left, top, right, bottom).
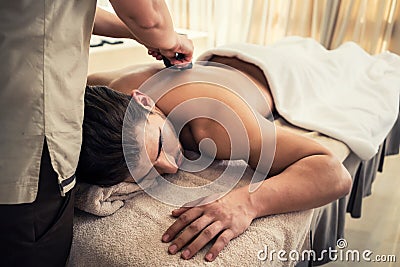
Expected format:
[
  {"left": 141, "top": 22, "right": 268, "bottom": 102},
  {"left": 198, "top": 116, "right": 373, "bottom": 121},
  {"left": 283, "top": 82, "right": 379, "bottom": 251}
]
[{"left": 77, "top": 57, "right": 352, "bottom": 262}]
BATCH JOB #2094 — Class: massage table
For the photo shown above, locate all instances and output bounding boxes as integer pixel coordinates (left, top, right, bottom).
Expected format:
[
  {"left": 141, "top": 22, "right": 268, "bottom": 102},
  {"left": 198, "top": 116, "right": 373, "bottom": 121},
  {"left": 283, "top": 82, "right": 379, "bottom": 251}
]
[{"left": 307, "top": 108, "right": 400, "bottom": 266}]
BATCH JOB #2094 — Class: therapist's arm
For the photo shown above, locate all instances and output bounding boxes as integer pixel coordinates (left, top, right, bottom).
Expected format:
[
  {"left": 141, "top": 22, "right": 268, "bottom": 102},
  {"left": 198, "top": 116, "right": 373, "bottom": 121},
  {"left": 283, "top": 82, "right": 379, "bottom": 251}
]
[
  {"left": 109, "top": 0, "right": 193, "bottom": 64},
  {"left": 93, "top": 7, "right": 134, "bottom": 39},
  {"left": 93, "top": 7, "right": 165, "bottom": 60},
  {"left": 93, "top": 7, "right": 161, "bottom": 47}
]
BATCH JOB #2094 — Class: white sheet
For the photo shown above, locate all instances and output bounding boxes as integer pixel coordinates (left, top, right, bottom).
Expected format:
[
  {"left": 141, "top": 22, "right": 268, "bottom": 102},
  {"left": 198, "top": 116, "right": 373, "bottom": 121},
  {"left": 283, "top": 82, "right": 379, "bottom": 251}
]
[{"left": 197, "top": 36, "right": 400, "bottom": 160}]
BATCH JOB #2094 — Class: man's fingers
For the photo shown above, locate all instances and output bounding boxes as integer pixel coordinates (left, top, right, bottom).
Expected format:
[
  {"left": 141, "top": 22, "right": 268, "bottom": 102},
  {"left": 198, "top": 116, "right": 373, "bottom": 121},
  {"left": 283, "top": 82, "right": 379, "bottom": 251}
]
[
  {"left": 205, "top": 229, "right": 235, "bottom": 262},
  {"left": 162, "top": 208, "right": 202, "bottom": 243},
  {"left": 171, "top": 207, "right": 190, "bottom": 217},
  {"left": 181, "top": 195, "right": 208, "bottom": 208},
  {"left": 181, "top": 192, "right": 224, "bottom": 209},
  {"left": 180, "top": 221, "right": 224, "bottom": 260},
  {"left": 168, "top": 215, "right": 213, "bottom": 256}
]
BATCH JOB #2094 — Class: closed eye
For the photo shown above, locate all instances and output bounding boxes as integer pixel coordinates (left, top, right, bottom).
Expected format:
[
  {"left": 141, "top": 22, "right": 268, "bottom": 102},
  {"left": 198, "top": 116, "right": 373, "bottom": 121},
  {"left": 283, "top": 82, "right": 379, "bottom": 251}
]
[{"left": 155, "top": 128, "right": 163, "bottom": 161}]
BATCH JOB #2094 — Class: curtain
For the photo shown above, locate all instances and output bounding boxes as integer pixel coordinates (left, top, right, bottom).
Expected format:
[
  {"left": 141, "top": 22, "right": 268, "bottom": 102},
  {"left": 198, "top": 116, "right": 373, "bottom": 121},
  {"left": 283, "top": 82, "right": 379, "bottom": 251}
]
[
  {"left": 165, "top": 0, "right": 400, "bottom": 54},
  {"left": 387, "top": 0, "right": 400, "bottom": 54}
]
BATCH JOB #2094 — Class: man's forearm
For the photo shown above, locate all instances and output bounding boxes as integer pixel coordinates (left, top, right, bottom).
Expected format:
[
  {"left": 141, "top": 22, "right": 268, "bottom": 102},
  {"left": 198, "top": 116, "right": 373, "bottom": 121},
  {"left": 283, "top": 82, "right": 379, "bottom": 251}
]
[{"left": 249, "top": 154, "right": 352, "bottom": 218}]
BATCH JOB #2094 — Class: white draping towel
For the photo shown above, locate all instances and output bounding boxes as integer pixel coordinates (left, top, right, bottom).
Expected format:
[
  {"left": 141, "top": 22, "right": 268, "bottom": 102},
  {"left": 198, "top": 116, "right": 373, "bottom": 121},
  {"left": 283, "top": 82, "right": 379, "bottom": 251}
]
[{"left": 197, "top": 36, "right": 400, "bottom": 160}]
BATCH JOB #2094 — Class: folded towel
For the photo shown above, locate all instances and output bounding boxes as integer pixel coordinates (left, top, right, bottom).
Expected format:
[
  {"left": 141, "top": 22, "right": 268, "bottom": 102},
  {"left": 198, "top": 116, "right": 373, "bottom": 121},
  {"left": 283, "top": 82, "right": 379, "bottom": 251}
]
[
  {"left": 197, "top": 36, "right": 400, "bottom": 160},
  {"left": 75, "top": 182, "right": 144, "bottom": 216}
]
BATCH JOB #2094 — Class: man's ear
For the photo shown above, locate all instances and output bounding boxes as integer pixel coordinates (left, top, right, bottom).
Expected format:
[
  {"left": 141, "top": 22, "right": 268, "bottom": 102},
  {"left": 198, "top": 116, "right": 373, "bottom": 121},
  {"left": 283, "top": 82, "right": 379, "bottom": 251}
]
[{"left": 131, "top": 89, "right": 155, "bottom": 109}]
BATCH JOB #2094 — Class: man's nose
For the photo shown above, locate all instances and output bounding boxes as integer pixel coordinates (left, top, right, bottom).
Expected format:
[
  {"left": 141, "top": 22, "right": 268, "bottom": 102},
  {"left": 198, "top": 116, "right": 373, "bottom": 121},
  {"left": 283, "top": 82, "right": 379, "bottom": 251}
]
[{"left": 158, "top": 151, "right": 178, "bottom": 174}]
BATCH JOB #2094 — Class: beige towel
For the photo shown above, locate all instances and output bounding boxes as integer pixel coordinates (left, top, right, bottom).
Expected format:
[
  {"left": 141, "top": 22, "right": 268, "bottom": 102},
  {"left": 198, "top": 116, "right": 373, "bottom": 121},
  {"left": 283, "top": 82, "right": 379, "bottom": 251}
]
[
  {"left": 71, "top": 118, "right": 349, "bottom": 266},
  {"left": 74, "top": 182, "right": 142, "bottom": 216},
  {"left": 71, "top": 160, "right": 314, "bottom": 267}
]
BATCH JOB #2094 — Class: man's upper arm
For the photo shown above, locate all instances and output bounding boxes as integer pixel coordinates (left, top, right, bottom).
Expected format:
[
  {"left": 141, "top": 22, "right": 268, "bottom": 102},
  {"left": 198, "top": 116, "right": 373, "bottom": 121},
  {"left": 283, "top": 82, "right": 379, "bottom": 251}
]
[
  {"left": 190, "top": 110, "right": 332, "bottom": 177},
  {"left": 159, "top": 82, "right": 333, "bottom": 177},
  {"left": 268, "top": 126, "right": 333, "bottom": 175}
]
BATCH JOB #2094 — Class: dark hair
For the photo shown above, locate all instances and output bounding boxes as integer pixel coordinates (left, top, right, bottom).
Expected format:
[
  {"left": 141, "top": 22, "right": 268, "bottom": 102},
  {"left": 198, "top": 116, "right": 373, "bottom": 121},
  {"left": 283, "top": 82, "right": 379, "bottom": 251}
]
[{"left": 76, "top": 85, "right": 149, "bottom": 186}]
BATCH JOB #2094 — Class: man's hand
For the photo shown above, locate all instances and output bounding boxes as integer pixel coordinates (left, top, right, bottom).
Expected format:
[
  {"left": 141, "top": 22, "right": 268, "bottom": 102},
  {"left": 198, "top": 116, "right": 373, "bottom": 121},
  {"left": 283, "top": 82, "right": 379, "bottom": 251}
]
[{"left": 162, "top": 186, "right": 257, "bottom": 262}]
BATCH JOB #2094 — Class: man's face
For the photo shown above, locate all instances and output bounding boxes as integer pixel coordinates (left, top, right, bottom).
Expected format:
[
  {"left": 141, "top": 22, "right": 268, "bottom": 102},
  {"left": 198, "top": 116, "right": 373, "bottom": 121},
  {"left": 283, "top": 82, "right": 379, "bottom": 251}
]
[{"left": 127, "top": 108, "right": 183, "bottom": 182}]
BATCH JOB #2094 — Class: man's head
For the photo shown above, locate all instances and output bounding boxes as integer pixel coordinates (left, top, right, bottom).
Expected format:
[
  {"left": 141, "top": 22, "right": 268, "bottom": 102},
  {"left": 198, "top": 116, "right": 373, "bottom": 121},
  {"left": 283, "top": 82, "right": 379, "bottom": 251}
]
[{"left": 77, "top": 85, "right": 182, "bottom": 186}]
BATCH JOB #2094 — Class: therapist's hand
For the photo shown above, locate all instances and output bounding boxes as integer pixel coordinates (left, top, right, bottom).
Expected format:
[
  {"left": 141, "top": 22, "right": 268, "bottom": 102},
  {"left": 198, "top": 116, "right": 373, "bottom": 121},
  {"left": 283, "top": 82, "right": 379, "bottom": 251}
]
[
  {"left": 159, "top": 34, "right": 193, "bottom": 65},
  {"left": 162, "top": 186, "right": 257, "bottom": 262}
]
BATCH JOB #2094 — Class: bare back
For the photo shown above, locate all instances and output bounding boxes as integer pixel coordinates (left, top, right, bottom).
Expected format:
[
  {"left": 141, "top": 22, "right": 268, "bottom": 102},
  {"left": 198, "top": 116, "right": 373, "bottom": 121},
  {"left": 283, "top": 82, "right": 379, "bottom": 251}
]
[
  {"left": 87, "top": 57, "right": 332, "bottom": 176},
  {"left": 87, "top": 57, "right": 275, "bottom": 116}
]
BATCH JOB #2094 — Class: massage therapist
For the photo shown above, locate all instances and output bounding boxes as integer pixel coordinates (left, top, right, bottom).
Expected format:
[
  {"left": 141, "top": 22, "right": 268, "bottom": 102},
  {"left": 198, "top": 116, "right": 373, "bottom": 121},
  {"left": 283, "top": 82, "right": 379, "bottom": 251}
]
[{"left": 0, "top": 1, "right": 193, "bottom": 265}]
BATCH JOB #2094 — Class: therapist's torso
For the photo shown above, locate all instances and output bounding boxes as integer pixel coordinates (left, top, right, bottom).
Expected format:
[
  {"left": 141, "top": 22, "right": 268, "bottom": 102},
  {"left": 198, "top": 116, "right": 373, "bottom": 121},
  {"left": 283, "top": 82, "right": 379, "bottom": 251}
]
[{"left": 0, "top": 0, "right": 97, "bottom": 204}]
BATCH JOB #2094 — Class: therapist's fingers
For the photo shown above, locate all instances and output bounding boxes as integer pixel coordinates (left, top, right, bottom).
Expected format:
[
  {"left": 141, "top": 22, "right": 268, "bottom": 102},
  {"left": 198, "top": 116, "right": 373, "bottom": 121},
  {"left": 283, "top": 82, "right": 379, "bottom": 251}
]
[
  {"left": 147, "top": 49, "right": 163, "bottom": 60},
  {"left": 168, "top": 215, "right": 214, "bottom": 256},
  {"left": 160, "top": 35, "right": 193, "bottom": 65},
  {"left": 162, "top": 207, "right": 202, "bottom": 243},
  {"left": 180, "top": 221, "right": 224, "bottom": 260},
  {"left": 147, "top": 49, "right": 156, "bottom": 56}
]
